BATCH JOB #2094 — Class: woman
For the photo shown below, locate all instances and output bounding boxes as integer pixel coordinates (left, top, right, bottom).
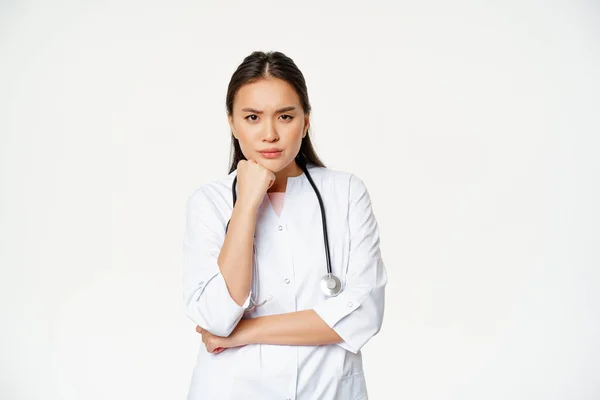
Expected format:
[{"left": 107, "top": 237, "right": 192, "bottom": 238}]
[{"left": 183, "top": 50, "right": 387, "bottom": 400}]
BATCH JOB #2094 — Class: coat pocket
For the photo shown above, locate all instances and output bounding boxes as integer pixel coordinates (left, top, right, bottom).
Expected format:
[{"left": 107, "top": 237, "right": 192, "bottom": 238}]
[{"left": 336, "top": 371, "right": 368, "bottom": 400}]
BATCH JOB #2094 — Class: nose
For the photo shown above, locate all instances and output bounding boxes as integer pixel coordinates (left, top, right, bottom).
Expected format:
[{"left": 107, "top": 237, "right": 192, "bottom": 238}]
[{"left": 263, "top": 119, "right": 279, "bottom": 142}]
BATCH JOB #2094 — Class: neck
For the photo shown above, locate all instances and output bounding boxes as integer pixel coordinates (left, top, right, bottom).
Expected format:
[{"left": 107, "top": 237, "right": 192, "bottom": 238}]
[{"left": 268, "top": 161, "right": 304, "bottom": 192}]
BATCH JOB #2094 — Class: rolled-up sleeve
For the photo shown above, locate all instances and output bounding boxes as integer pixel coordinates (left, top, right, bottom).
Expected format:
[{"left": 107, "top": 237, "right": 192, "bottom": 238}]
[
  {"left": 313, "top": 174, "right": 388, "bottom": 354},
  {"left": 182, "top": 186, "right": 251, "bottom": 337}
]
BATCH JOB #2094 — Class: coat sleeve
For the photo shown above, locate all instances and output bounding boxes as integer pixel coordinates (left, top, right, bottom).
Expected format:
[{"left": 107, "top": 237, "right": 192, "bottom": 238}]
[
  {"left": 182, "top": 186, "right": 251, "bottom": 337},
  {"left": 312, "top": 174, "right": 388, "bottom": 354}
]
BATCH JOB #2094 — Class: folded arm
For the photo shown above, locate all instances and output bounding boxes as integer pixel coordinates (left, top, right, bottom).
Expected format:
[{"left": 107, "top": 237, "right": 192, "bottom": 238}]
[
  {"left": 182, "top": 186, "right": 257, "bottom": 337},
  {"left": 237, "top": 309, "right": 343, "bottom": 346}
]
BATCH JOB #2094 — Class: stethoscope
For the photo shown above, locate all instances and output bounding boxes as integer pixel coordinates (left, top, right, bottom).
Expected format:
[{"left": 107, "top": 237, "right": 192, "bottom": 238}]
[{"left": 225, "top": 158, "right": 343, "bottom": 305}]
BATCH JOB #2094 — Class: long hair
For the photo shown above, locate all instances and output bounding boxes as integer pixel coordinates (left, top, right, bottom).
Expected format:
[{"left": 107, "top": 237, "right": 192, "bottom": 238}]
[{"left": 225, "top": 51, "right": 326, "bottom": 174}]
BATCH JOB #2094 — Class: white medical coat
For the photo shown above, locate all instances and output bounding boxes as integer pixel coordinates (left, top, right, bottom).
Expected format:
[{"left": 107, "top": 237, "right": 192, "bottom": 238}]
[{"left": 183, "top": 164, "right": 387, "bottom": 400}]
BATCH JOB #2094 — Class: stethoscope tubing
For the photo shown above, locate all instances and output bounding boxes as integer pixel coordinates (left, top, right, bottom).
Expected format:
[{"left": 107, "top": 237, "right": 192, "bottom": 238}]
[{"left": 226, "top": 158, "right": 333, "bottom": 276}]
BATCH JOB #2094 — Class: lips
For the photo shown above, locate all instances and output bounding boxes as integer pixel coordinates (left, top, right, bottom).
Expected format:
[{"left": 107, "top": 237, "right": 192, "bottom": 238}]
[{"left": 259, "top": 149, "right": 283, "bottom": 159}]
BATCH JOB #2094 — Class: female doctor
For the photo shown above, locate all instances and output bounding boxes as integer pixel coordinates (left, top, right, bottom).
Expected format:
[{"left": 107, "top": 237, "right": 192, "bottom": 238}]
[{"left": 183, "top": 50, "right": 387, "bottom": 400}]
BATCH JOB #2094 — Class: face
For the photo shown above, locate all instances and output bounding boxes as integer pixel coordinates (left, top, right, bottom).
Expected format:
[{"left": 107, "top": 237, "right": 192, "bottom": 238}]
[{"left": 228, "top": 77, "right": 309, "bottom": 173}]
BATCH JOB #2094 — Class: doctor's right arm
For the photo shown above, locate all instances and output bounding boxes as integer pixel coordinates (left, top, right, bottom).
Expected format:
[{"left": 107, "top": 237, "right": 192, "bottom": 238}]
[{"left": 182, "top": 186, "right": 256, "bottom": 337}]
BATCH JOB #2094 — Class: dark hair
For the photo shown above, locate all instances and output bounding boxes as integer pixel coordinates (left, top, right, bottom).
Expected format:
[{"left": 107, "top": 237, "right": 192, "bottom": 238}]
[{"left": 226, "top": 51, "right": 326, "bottom": 174}]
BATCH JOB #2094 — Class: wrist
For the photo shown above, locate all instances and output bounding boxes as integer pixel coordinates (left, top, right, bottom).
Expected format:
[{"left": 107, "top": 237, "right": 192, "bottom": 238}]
[
  {"left": 236, "top": 318, "right": 259, "bottom": 346},
  {"left": 234, "top": 200, "right": 260, "bottom": 216}
]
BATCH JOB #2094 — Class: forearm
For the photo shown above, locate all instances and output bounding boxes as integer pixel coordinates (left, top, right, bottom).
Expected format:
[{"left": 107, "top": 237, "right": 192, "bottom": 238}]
[
  {"left": 239, "top": 310, "right": 342, "bottom": 346},
  {"left": 217, "top": 201, "right": 257, "bottom": 306}
]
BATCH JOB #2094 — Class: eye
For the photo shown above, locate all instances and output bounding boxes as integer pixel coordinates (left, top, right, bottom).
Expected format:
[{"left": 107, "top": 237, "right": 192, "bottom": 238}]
[
  {"left": 280, "top": 114, "right": 294, "bottom": 121},
  {"left": 245, "top": 115, "right": 258, "bottom": 121}
]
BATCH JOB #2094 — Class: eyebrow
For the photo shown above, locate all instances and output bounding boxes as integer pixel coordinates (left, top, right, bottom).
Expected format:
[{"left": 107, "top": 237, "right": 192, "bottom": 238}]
[{"left": 241, "top": 106, "right": 297, "bottom": 114}]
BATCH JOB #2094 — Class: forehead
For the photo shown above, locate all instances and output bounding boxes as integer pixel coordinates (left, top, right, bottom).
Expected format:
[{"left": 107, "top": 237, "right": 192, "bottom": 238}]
[{"left": 234, "top": 77, "right": 300, "bottom": 110}]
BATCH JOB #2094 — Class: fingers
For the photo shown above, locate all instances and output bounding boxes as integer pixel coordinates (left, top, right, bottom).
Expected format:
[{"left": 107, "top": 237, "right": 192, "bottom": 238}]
[
  {"left": 196, "top": 326, "right": 208, "bottom": 345},
  {"left": 195, "top": 326, "right": 226, "bottom": 354}
]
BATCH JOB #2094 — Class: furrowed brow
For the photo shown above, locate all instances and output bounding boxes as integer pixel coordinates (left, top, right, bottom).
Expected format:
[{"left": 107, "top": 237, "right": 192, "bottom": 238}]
[{"left": 241, "top": 106, "right": 297, "bottom": 114}]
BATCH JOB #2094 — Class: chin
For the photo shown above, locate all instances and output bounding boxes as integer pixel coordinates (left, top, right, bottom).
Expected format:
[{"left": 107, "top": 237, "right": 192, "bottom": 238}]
[
  {"left": 265, "top": 159, "right": 296, "bottom": 173},
  {"left": 270, "top": 161, "right": 289, "bottom": 172}
]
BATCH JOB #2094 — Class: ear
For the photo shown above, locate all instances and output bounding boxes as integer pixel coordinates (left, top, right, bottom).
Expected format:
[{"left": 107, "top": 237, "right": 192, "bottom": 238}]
[{"left": 303, "top": 113, "right": 310, "bottom": 138}]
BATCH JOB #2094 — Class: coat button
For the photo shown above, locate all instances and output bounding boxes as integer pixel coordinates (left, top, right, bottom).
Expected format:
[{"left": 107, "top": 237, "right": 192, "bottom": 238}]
[
  {"left": 278, "top": 225, "right": 283, "bottom": 231},
  {"left": 284, "top": 278, "right": 290, "bottom": 284},
  {"left": 348, "top": 302, "right": 353, "bottom": 307}
]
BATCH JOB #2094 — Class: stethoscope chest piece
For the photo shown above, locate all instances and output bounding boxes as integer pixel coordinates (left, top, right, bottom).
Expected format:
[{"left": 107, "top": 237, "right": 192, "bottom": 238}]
[{"left": 320, "top": 273, "right": 343, "bottom": 297}]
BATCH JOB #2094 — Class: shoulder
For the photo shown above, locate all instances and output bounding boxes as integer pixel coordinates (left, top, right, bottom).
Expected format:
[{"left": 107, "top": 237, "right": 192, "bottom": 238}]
[
  {"left": 306, "top": 163, "right": 350, "bottom": 183},
  {"left": 308, "top": 164, "right": 369, "bottom": 197},
  {"left": 186, "top": 170, "right": 236, "bottom": 211}
]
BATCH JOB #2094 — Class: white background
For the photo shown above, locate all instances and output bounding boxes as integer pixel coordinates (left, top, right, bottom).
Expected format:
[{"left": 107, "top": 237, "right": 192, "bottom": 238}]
[{"left": 1, "top": 0, "right": 599, "bottom": 399}]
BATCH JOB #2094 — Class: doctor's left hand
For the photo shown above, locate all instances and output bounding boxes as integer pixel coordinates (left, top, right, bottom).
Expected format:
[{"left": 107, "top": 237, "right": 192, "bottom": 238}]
[{"left": 195, "top": 325, "right": 245, "bottom": 354}]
